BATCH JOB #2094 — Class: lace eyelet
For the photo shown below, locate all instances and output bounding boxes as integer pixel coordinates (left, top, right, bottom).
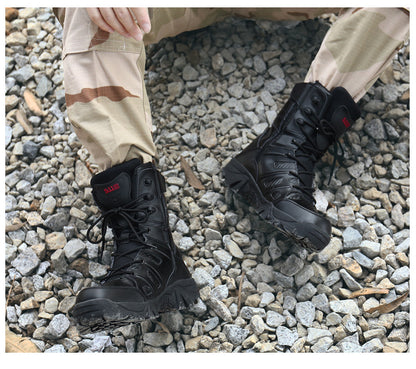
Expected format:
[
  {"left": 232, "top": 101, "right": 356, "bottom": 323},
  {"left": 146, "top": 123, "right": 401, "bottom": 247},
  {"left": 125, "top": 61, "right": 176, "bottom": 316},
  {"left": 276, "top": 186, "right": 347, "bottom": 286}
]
[
  {"left": 144, "top": 178, "right": 152, "bottom": 185},
  {"left": 312, "top": 96, "right": 320, "bottom": 105},
  {"left": 142, "top": 284, "right": 153, "bottom": 296}
]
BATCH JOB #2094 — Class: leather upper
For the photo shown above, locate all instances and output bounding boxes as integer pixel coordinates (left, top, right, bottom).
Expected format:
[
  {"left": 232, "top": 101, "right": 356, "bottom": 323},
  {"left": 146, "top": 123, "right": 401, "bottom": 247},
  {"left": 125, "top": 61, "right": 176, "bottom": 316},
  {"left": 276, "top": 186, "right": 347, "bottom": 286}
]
[
  {"left": 235, "top": 82, "right": 360, "bottom": 211},
  {"left": 88, "top": 159, "right": 191, "bottom": 300}
]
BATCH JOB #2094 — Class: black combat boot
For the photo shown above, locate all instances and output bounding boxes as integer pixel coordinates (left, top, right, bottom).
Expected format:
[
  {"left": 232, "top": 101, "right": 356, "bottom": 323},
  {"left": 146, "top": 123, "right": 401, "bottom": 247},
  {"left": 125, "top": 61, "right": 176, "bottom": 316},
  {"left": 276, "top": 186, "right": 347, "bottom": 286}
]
[
  {"left": 72, "top": 158, "right": 199, "bottom": 331},
  {"left": 223, "top": 82, "right": 360, "bottom": 251}
]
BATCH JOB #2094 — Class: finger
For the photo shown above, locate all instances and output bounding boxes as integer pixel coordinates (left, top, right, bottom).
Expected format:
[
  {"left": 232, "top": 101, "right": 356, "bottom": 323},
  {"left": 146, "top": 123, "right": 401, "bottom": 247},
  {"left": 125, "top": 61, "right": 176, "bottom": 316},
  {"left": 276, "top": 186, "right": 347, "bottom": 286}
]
[
  {"left": 130, "top": 8, "right": 151, "bottom": 33},
  {"left": 113, "top": 7, "right": 143, "bottom": 41},
  {"left": 98, "top": 8, "right": 131, "bottom": 38},
  {"left": 87, "top": 8, "right": 114, "bottom": 33}
]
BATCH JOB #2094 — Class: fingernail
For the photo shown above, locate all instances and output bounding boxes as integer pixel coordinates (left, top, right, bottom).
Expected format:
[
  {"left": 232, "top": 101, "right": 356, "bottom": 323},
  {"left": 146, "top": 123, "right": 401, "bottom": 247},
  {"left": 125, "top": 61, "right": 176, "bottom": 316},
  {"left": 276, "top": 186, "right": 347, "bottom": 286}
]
[
  {"left": 142, "top": 23, "right": 151, "bottom": 33},
  {"left": 133, "top": 31, "right": 143, "bottom": 42}
]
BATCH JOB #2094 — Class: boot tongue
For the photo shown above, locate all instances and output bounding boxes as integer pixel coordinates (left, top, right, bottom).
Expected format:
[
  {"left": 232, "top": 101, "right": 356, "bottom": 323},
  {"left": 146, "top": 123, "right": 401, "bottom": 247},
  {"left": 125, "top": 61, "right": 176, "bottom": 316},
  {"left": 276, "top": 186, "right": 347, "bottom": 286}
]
[
  {"left": 326, "top": 87, "right": 361, "bottom": 139},
  {"left": 315, "top": 87, "right": 361, "bottom": 151},
  {"left": 93, "top": 172, "right": 132, "bottom": 210}
]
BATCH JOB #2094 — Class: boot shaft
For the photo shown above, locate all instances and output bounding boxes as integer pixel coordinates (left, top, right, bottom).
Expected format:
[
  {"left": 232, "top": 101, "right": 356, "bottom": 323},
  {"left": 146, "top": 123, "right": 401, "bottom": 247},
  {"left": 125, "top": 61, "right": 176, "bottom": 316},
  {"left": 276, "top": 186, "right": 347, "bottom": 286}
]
[
  {"left": 259, "top": 82, "right": 360, "bottom": 152},
  {"left": 87, "top": 158, "right": 192, "bottom": 288},
  {"left": 91, "top": 159, "right": 169, "bottom": 241},
  {"left": 235, "top": 82, "right": 360, "bottom": 209}
]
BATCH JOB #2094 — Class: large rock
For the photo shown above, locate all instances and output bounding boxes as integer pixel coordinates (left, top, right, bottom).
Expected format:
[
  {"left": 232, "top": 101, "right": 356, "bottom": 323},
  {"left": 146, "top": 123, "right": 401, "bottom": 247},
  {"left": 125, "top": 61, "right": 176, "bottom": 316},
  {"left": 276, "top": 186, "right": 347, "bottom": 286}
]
[{"left": 11, "top": 248, "right": 40, "bottom": 276}]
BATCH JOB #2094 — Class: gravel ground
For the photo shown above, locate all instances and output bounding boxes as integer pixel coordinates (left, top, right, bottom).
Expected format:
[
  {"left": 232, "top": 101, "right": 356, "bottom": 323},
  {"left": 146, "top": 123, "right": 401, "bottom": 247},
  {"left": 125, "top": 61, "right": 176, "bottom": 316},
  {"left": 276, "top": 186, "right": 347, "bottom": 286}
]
[{"left": 5, "top": 8, "right": 410, "bottom": 353}]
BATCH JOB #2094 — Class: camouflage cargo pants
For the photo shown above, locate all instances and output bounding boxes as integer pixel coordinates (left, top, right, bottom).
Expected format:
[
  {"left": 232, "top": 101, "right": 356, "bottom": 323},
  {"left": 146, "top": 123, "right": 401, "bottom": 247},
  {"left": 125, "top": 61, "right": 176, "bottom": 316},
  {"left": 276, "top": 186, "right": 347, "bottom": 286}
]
[{"left": 58, "top": 8, "right": 409, "bottom": 170}]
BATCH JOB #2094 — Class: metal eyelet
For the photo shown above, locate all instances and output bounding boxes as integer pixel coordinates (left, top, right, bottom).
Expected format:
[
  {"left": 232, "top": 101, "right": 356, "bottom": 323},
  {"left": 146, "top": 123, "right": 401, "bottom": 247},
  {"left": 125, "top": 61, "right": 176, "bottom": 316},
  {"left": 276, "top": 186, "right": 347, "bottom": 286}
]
[
  {"left": 312, "top": 96, "right": 320, "bottom": 105},
  {"left": 142, "top": 284, "right": 153, "bottom": 296}
]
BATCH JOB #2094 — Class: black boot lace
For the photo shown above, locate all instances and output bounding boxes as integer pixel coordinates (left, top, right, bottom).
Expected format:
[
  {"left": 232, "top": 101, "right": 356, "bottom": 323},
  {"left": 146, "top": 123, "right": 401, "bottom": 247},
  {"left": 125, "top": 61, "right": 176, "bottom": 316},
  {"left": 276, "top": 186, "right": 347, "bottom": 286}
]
[
  {"left": 86, "top": 193, "right": 171, "bottom": 289},
  {"left": 265, "top": 104, "right": 344, "bottom": 204},
  {"left": 296, "top": 106, "right": 345, "bottom": 184}
]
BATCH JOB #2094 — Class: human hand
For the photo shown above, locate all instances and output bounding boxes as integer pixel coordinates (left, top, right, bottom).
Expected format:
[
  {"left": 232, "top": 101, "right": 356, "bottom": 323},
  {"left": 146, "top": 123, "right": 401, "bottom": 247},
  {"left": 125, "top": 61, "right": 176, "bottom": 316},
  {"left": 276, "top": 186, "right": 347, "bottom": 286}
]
[{"left": 87, "top": 8, "right": 151, "bottom": 41}]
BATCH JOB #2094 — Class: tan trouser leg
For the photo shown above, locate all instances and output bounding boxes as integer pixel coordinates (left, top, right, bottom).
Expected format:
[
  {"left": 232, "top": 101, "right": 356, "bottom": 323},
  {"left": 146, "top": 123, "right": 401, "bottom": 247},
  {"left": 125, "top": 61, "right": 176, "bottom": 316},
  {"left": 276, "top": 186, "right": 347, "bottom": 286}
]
[
  {"left": 62, "top": 8, "right": 233, "bottom": 170},
  {"left": 305, "top": 8, "right": 409, "bottom": 101},
  {"left": 64, "top": 50, "right": 154, "bottom": 170}
]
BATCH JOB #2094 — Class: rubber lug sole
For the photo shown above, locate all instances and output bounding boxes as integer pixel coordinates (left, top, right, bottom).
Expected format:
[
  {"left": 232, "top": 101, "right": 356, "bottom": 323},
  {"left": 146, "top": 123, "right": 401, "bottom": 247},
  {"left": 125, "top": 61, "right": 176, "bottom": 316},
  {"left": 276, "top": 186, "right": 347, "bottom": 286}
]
[
  {"left": 72, "top": 278, "right": 199, "bottom": 333},
  {"left": 223, "top": 158, "right": 330, "bottom": 252}
]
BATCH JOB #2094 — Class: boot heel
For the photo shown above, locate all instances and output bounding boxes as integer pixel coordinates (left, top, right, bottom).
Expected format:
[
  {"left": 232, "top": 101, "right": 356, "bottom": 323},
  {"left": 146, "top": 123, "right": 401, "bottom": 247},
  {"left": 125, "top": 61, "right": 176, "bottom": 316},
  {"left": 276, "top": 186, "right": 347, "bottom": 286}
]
[
  {"left": 223, "top": 158, "right": 267, "bottom": 211},
  {"left": 223, "top": 158, "right": 250, "bottom": 192}
]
